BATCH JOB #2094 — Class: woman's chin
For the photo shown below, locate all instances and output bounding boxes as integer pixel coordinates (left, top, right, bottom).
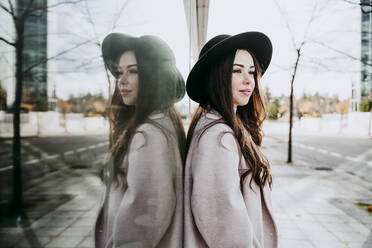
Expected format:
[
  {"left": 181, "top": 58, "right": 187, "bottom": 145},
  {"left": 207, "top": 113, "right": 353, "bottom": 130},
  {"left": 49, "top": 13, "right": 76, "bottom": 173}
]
[{"left": 122, "top": 97, "right": 136, "bottom": 106}]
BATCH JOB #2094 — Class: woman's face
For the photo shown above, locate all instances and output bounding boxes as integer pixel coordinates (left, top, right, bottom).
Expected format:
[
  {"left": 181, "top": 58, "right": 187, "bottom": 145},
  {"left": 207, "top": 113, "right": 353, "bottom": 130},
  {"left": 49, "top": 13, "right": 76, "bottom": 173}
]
[
  {"left": 117, "top": 51, "right": 139, "bottom": 106},
  {"left": 231, "top": 49, "right": 256, "bottom": 109}
]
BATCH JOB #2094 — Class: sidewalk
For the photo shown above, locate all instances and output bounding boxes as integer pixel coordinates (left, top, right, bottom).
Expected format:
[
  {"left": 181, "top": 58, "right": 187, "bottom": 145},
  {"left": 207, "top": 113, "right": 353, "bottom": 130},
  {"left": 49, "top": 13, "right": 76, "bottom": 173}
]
[
  {"left": 0, "top": 167, "right": 101, "bottom": 248},
  {"left": 264, "top": 137, "right": 372, "bottom": 248},
  {"left": 0, "top": 139, "right": 371, "bottom": 248}
]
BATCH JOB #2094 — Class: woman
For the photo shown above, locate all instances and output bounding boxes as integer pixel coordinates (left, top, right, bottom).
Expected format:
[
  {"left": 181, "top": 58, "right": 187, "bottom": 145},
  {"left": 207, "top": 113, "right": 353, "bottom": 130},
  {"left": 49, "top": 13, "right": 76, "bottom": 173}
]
[
  {"left": 184, "top": 32, "right": 278, "bottom": 247},
  {"left": 95, "top": 33, "right": 185, "bottom": 248}
]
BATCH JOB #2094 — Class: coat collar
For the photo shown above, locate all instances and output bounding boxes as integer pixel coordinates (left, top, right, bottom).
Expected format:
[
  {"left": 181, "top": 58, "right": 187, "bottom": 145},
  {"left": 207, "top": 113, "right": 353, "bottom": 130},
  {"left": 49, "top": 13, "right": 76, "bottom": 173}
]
[
  {"left": 205, "top": 109, "right": 222, "bottom": 120},
  {"left": 148, "top": 111, "right": 166, "bottom": 120}
]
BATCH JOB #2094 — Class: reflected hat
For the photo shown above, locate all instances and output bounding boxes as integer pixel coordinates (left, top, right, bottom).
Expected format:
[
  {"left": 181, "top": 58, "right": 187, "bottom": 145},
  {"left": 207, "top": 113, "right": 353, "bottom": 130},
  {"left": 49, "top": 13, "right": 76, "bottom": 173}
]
[
  {"left": 186, "top": 31, "right": 273, "bottom": 103},
  {"left": 101, "top": 33, "right": 185, "bottom": 103}
]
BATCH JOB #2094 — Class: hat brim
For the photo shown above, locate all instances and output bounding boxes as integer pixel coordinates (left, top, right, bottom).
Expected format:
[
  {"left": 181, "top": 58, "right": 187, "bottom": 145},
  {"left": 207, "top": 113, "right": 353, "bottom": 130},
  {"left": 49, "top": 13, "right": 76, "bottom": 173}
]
[
  {"left": 186, "top": 32, "right": 272, "bottom": 103},
  {"left": 101, "top": 33, "right": 186, "bottom": 104},
  {"left": 101, "top": 33, "right": 138, "bottom": 77}
]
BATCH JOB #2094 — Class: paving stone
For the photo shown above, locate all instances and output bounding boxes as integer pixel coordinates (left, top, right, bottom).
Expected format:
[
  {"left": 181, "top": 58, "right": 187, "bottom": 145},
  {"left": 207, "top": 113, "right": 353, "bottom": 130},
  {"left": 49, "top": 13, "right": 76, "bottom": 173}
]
[
  {"left": 279, "top": 239, "right": 314, "bottom": 248},
  {"left": 45, "top": 235, "right": 84, "bottom": 248},
  {"left": 76, "top": 236, "right": 94, "bottom": 248}
]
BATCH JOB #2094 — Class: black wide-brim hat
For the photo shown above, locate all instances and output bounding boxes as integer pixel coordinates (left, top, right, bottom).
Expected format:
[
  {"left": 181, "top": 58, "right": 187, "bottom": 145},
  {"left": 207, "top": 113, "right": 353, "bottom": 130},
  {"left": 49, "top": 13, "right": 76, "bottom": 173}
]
[
  {"left": 101, "top": 33, "right": 185, "bottom": 103},
  {"left": 186, "top": 31, "right": 273, "bottom": 103}
]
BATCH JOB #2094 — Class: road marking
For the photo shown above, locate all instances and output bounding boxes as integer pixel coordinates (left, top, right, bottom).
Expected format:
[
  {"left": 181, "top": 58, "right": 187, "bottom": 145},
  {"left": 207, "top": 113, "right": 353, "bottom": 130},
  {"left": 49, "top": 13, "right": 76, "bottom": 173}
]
[
  {"left": 330, "top": 152, "right": 341, "bottom": 157},
  {"left": 88, "top": 145, "right": 96, "bottom": 149},
  {"left": 77, "top": 147, "right": 87, "bottom": 152},
  {"left": 345, "top": 156, "right": 359, "bottom": 162},
  {"left": 316, "top": 148, "right": 328, "bottom": 154},
  {"left": 0, "top": 166, "right": 13, "bottom": 172},
  {"left": 296, "top": 160, "right": 309, "bottom": 166},
  {"left": 47, "top": 154, "right": 59, "bottom": 160},
  {"left": 25, "top": 159, "right": 40, "bottom": 164},
  {"left": 306, "top": 146, "right": 315, "bottom": 151},
  {"left": 64, "top": 151, "right": 74, "bottom": 156}
]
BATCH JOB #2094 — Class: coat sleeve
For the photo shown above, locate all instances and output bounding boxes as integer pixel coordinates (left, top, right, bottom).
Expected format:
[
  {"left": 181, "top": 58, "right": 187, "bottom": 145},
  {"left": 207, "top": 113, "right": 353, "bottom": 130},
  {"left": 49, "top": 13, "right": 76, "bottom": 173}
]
[
  {"left": 113, "top": 124, "right": 176, "bottom": 248},
  {"left": 191, "top": 125, "right": 262, "bottom": 248}
]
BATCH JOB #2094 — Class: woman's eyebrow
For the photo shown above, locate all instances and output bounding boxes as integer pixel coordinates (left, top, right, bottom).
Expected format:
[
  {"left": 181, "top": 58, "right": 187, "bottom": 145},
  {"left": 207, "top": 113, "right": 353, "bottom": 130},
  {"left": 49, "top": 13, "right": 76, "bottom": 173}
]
[
  {"left": 233, "top": 63, "right": 255, "bottom": 69},
  {"left": 117, "top": 64, "right": 137, "bottom": 70}
]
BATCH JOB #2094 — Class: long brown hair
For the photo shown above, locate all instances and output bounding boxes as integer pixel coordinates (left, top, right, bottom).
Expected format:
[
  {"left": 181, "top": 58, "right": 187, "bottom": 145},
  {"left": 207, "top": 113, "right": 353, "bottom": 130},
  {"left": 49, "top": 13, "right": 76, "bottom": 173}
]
[
  {"left": 186, "top": 49, "right": 272, "bottom": 190},
  {"left": 105, "top": 39, "right": 186, "bottom": 186}
]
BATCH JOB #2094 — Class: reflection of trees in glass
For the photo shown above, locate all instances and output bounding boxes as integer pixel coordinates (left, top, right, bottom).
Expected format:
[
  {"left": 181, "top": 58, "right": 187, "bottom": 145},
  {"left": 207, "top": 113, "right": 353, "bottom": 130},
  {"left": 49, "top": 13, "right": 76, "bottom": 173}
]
[
  {"left": 0, "top": 85, "right": 7, "bottom": 110},
  {"left": 66, "top": 93, "right": 107, "bottom": 117}
]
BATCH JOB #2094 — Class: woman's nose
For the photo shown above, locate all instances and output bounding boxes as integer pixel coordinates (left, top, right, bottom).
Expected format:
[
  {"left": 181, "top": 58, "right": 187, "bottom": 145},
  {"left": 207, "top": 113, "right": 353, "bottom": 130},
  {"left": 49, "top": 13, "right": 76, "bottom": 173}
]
[
  {"left": 118, "top": 73, "right": 128, "bottom": 86},
  {"left": 243, "top": 72, "right": 251, "bottom": 84}
]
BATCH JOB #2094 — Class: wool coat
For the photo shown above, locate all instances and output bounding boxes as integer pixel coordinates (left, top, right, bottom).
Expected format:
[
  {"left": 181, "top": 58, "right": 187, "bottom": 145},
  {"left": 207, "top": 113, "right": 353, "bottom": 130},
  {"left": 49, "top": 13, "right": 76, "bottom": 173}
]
[
  {"left": 184, "top": 110, "right": 278, "bottom": 248},
  {"left": 95, "top": 112, "right": 184, "bottom": 248}
]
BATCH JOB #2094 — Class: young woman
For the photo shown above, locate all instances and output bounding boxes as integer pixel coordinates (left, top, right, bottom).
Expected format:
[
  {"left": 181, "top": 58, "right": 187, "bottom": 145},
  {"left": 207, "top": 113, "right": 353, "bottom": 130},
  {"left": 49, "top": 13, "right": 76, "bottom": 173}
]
[
  {"left": 95, "top": 33, "right": 185, "bottom": 248},
  {"left": 184, "top": 32, "right": 278, "bottom": 248}
]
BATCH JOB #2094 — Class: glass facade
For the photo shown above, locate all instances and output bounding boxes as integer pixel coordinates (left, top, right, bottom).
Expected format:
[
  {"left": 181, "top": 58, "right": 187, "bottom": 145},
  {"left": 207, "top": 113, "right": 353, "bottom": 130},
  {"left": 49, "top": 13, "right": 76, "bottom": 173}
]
[
  {"left": 17, "top": 0, "right": 48, "bottom": 108},
  {"left": 361, "top": 0, "right": 372, "bottom": 100}
]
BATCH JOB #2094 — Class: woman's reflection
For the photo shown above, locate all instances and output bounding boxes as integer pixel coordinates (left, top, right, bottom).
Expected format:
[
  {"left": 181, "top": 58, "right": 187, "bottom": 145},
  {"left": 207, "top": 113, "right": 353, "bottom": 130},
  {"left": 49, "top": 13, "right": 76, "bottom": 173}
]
[{"left": 95, "top": 33, "right": 185, "bottom": 248}]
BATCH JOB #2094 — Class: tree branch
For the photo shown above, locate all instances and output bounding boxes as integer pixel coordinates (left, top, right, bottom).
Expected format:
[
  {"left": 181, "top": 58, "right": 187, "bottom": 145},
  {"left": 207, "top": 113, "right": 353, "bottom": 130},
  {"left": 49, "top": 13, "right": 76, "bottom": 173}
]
[
  {"left": 23, "top": 39, "right": 93, "bottom": 74},
  {"left": 302, "top": 2, "right": 318, "bottom": 42},
  {"left": 7, "top": 0, "right": 14, "bottom": 15},
  {"left": 272, "top": 0, "right": 297, "bottom": 49},
  {"left": 310, "top": 39, "right": 372, "bottom": 67},
  {"left": 0, "top": 3, "right": 14, "bottom": 17},
  {"left": 83, "top": 0, "right": 99, "bottom": 41},
  {"left": 0, "top": 36, "right": 16, "bottom": 46},
  {"left": 112, "top": 0, "right": 130, "bottom": 31},
  {"left": 343, "top": 0, "right": 372, "bottom": 13}
]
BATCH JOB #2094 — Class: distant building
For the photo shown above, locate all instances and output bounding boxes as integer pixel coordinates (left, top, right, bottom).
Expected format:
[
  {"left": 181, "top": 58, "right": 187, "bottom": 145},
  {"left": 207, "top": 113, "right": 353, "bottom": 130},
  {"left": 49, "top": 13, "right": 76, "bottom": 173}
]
[
  {"left": 17, "top": 0, "right": 48, "bottom": 109},
  {"left": 361, "top": 0, "right": 372, "bottom": 103}
]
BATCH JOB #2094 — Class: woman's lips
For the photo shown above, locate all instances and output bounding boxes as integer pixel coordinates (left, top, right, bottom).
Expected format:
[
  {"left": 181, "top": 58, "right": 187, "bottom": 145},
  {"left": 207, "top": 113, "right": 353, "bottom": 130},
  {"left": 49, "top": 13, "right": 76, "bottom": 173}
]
[
  {"left": 239, "top": 89, "right": 252, "bottom": 96},
  {"left": 120, "top": 90, "right": 132, "bottom": 97}
]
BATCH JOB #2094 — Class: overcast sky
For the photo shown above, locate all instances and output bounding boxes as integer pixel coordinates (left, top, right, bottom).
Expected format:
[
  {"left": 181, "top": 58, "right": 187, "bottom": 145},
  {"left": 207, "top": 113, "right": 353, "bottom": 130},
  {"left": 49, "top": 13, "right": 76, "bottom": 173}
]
[{"left": 1, "top": 0, "right": 361, "bottom": 102}]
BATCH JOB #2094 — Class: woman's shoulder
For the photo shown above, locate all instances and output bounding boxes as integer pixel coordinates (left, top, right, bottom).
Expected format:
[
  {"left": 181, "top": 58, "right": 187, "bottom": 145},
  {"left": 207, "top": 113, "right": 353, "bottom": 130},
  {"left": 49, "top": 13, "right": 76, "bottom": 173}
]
[
  {"left": 196, "top": 110, "right": 233, "bottom": 136},
  {"left": 136, "top": 112, "right": 171, "bottom": 134},
  {"left": 131, "top": 115, "right": 174, "bottom": 151},
  {"left": 193, "top": 112, "right": 237, "bottom": 151}
]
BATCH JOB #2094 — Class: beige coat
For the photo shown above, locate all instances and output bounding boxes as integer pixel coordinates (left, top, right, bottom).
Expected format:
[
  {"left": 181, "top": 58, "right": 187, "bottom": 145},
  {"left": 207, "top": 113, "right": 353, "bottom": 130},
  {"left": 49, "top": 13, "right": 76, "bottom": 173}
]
[
  {"left": 184, "top": 110, "right": 278, "bottom": 248},
  {"left": 95, "top": 112, "right": 184, "bottom": 248}
]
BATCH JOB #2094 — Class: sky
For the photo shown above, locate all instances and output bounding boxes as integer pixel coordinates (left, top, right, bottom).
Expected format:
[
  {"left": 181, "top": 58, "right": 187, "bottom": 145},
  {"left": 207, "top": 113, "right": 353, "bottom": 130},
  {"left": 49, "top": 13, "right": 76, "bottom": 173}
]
[{"left": 0, "top": 0, "right": 362, "bottom": 104}]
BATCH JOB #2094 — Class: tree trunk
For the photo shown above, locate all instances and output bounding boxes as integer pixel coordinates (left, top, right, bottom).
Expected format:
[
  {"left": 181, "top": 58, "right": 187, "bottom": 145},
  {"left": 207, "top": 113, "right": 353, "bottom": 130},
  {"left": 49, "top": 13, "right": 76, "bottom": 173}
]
[
  {"left": 12, "top": 24, "right": 24, "bottom": 217},
  {"left": 288, "top": 49, "right": 301, "bottom": 164}
]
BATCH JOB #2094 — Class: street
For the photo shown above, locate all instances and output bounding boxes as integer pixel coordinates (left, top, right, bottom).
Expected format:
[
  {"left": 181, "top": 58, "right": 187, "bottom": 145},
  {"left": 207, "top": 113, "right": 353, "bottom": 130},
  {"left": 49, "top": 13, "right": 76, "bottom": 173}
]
[{"left": 0, "top": 129, "right": 371, "bottom": 247}]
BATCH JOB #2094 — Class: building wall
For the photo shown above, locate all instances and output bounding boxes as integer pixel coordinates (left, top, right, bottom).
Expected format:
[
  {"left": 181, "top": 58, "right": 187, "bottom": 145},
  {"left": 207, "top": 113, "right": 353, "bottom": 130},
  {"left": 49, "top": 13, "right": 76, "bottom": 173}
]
[
  {"left": 17, "top": 0, "right": 48, "bottom": 107},
  {"left": 361, "top": 0, "right": 372, "bottom": 101}
]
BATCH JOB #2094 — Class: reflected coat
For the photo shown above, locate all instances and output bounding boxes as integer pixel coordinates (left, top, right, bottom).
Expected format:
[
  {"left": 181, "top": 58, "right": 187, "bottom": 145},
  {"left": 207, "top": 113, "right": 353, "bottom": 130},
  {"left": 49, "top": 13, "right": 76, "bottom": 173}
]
[
  {"left": 184, "top": 110, "right": 278, "bottom": 248},
  {"left": 95, "top": 112, "right": 184, "bottom": 248}
]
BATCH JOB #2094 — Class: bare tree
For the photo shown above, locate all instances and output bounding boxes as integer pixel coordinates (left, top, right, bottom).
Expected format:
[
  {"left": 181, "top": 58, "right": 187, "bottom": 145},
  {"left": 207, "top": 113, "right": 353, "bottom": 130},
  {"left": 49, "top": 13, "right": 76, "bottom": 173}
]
[
  {"left": 0, "top": 0, "right": 86, "bottom": 220},
  {"left": 273, "top": 0, "right": 319, "bottom": 163},
  {"left": 343, "top": 0, "right": 372, "bottom": 13}
]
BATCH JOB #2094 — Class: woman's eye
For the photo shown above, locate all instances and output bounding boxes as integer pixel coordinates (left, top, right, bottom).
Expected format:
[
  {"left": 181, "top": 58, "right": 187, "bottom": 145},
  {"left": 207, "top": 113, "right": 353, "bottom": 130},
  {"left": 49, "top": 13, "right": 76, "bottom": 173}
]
[
  {"left": 128, "top": 69, "right": 138, "bottom": 74},
  {"left": 232, "top": 69, "right": 241, "bottom": 73},
  {"left": 249, "top": 71, "right": 255, "bottom": 75},
  {"left": 116, "top": 71, "right": 123, "bottom": 77}
]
